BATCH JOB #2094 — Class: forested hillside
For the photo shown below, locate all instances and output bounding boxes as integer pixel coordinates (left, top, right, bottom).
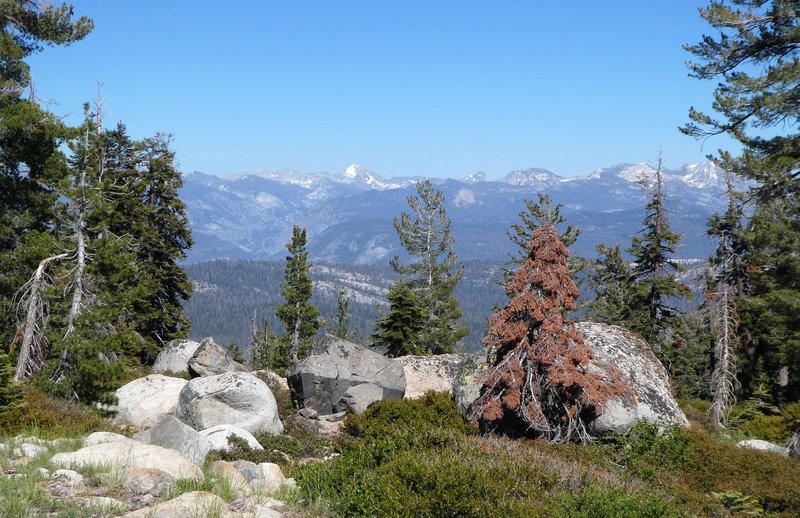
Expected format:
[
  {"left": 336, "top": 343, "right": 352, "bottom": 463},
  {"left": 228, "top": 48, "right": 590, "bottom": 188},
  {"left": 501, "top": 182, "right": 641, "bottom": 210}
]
[{"left": 184, "top": 259, "right": 506, "bottom": 351}]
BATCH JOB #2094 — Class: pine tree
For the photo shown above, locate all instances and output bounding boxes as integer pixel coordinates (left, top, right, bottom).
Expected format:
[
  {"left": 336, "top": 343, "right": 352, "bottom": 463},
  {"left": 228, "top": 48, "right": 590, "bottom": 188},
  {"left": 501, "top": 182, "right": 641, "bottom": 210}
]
[
  {"left": 683, "top": 0, "right": 800, "bottom": 401},
  {"left": 0, "top": 348, "right": 24, "bottom": 414},
  {"left": 106, "top": 130, "right": 193, "bottom": 361},
  {"left": 0, "top": 1, "right": 92, "bottom": 352},
  {"left": 474, "top": 225, "right": 630, "bottom": 443},
  {"left": 390, "top": 180, "right": 468, "bottom": 354},
  {"left": 329, "top": 287, "right": 357, "bottom": 341},
  {"left": 372, "top": 282, "right": 427, "bottom": 358},
  {"left": 274, "top": 226, "right": 321, "bottom": 363},
  {"left": 250, "top": 317, "right": 290, "bottom": 375},
  {"left": 737, "top": 198, "right": 800, "bottom": 400},
  {"left": 626, "top": 153, "right": 692, "bottom": 345},
  {"left": 584, "top": 243, "right": 636, "bottom": 325}
]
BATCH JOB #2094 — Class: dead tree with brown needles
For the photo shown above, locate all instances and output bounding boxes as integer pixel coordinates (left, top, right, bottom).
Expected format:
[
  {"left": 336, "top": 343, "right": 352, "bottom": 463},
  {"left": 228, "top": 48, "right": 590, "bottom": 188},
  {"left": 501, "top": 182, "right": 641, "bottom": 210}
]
[{"left": 474, "top": 225, "right": 630, "bottom": 443}]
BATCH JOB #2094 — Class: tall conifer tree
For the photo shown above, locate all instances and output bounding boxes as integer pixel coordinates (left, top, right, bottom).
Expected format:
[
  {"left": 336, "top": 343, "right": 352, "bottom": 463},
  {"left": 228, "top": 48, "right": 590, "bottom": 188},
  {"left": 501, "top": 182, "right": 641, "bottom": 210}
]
[
  {"left": 274, "top": 226, "right": 321, "bottom": 362},
  {"left": 390, "top": 180, "right": 467, "bottom": 354},
  {"left": 683, "top": 0, "right": 800, "bottom": 401},
  {"left": 626, "top": 154, "right": 692, "bottom": 345}
]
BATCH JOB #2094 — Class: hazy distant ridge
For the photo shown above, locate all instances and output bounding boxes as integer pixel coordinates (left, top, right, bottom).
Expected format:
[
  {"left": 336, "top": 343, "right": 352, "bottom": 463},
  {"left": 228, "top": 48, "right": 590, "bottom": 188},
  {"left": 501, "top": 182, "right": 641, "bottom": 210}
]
[{"left": 180, "top": 161, "right": 734, "bottom": 264}]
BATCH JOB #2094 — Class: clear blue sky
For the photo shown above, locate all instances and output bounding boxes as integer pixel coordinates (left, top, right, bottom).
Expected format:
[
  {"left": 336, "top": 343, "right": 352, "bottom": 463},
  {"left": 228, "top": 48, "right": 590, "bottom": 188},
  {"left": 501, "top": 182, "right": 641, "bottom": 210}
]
[{"left": 27, "top": 1, "right": 737, "bottom": 179}]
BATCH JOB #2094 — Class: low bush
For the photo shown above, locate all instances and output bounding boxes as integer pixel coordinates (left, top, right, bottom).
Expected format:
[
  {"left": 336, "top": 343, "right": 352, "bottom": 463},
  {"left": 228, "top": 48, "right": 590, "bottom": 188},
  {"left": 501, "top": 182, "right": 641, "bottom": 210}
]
[
  {"left": 296, "top": 394, "right": 686, "bottom": 517},
  {"left": 676, "top": 426, "right": 800, "bottom": 516},
  {"left": 206, "top": 424, "right": 332, "bottom": 474},
  {"left": 0, "top": 385, "right": 121, "bottom": 437},
  {"left": 594, "top": 420, "right": 693, "bottom": 482}
]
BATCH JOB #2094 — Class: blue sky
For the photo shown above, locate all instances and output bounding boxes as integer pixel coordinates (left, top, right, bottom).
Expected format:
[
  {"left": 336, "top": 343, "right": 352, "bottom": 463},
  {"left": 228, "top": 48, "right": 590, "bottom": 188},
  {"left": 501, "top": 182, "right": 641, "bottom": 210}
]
[{"left": 27, "top": 1, "right": 737, "bottom": 179}]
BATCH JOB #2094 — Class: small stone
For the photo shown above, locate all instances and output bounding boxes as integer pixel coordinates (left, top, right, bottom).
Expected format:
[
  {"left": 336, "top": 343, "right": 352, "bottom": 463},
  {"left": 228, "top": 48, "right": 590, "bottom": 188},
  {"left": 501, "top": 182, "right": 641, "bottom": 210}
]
[
  {"left": 299, "top": 407, "right": 319, "bottom": 420},
  {"left": 52, "top": 469, "right": 84, "bottom": 485},
  {"left": 124, "top": 467, "right": 176, "bottom": 496},
  {"left": 14, "top": 443, "right": 48, "bottom": 457}
]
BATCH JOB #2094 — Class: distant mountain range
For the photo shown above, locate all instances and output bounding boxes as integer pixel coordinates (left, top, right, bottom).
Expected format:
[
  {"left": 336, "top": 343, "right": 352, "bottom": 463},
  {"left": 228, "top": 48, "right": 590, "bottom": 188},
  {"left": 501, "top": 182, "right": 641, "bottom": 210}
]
[{"left": 179, "top": 162, "right": 736, "bottom": 265}]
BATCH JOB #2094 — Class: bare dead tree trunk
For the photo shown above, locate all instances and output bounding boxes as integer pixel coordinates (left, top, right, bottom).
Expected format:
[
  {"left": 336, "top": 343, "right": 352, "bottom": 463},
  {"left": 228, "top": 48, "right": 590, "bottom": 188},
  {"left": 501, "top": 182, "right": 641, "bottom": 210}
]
[
  {"left": 13, "top": 253, "right": 69, "bottom": 382},
  {"left": 653, "top": 151, "right": 664, "bottom": 283},
  {"left": 709, "top": 285, "right": 739, "bottom": 427}
]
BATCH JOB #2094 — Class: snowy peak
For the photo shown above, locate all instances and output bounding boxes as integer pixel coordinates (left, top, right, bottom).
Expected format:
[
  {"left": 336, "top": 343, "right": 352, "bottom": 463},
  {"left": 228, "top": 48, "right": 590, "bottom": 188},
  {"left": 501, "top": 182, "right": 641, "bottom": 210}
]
[
  {"left": 668, "top": 162, "right": 722, "bottom": 189},
  {"left": 463, "top": 171, "right": 487, "bottom": 183},
  {"left": 583, "top": 163, "right": 655, "bottom": 183},
  {"left": 499, "top": 168, "right": 559, "bottom": 186},
  {"left": 334, "top": 163, "right": 417, "bottom": 190},
  {"left": 336, "top": 163, "right": 385, "bottom": 188}
]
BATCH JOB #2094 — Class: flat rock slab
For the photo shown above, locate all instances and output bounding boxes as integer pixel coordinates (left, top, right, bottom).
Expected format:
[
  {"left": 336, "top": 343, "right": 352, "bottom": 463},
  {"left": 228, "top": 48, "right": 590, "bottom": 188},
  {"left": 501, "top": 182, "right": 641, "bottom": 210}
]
[
  {"left": 51, "top": 442, "right": 203, "bottom": 481},
  {"left": 396, "top": 354, "right": 465, "bottom": 399},
  {"left": 737, "top": 439, "right": 789, "bottom": 456}
]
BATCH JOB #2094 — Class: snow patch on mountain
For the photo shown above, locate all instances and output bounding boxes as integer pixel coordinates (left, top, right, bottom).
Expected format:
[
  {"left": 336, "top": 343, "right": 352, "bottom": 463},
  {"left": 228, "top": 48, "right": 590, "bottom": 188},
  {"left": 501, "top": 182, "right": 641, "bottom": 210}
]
[
  {"left": 500, "top": 168, "right": 559, "bottom": 186},
  {"left": 454, "top": 188, "right": 476, "bottom": 207}
]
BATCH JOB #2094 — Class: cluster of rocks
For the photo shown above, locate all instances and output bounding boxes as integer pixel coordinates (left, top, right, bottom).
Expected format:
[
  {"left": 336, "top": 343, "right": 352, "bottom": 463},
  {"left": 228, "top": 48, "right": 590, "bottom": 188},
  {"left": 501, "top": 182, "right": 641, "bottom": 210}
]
[
  {"left": 285, "top": 325, "right": 690, "bottom": 436},
  {"left": 2, "top": 433, "right": 291, "bottom": 517},
  {"left": 34, "top": 337, "right": 293, "bottom": 516},
  {"left": 113, "top": 338, "right": 283, "bottom": 435},
  {"left": 4, "top": 323, "right": 797, "bottom": 515}
]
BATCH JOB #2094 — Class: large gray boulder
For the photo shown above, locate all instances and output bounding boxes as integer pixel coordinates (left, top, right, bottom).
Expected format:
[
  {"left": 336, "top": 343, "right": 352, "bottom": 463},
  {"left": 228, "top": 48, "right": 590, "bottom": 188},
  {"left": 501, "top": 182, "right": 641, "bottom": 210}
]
[
  {"left": 286, "top": 334, "right": 406, "bottom": 415},
  {"left": 576, "top": 322, "right": 689, "bottom": 435},
  {"left": 175, "top": 371, "right": 283, "bottom": 435},
  {"left": 396, "top": 354, "right": 465, "bottom": 399},
  {"left": 152, "top": 339, "right": 201, "bottom": 374},
  {"left": 187, "top": 337, "right": 250, "bottom": 377},
  {"left": 133, "top": 415, "right": 212, "bottom": 467},
  {"left": 112, "top": 375, "right": 188, "bottom": 429}
]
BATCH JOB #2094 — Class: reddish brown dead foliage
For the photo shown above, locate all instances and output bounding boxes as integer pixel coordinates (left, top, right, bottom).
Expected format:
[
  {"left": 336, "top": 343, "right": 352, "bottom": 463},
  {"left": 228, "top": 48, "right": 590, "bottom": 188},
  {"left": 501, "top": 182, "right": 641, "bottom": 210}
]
[{"left": 475, "top": 225, "right": 630, "bottom": 443}]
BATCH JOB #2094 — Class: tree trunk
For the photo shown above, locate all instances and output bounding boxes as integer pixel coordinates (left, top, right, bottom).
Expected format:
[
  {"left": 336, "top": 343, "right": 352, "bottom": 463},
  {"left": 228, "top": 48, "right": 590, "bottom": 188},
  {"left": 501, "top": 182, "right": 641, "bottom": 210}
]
[{"left": 13, "top": 253, "right": 68, "bottom": 382}]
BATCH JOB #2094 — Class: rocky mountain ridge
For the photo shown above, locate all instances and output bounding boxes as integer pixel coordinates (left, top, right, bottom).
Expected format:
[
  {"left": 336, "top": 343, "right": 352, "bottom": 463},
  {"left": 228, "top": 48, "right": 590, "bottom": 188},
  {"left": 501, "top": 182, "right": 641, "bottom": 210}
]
[{"left": 180, "top": 161, "right": 739, "bottom": 264}]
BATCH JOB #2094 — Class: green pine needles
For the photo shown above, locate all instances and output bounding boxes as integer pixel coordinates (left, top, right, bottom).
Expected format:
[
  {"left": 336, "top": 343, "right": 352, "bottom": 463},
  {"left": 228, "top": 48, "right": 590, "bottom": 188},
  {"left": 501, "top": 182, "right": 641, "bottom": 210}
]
[
  {"left": 274, "top": 226, "right": 321, "bottom": 363},
  {"left": 372, "top": 282, "right": 427, "bottom": 358},
  {"left": 390, "top": 180, "right": 468, "bottom": 354}
]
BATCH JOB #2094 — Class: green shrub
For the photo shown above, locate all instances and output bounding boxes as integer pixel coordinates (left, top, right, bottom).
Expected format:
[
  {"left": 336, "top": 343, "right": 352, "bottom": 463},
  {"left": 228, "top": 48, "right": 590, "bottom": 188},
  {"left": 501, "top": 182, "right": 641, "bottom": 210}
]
[
  {"left": 552, "top": 484, "right": 685, "bottom": 518},
  {"left": 595, "top": 420, "right": 692, "bottom": 483},
  {"left": 739, "top": 414, "right": 787, "bottom": 442},
  {"left": 677, "top": 426, "right": 800, "bottom": 516},
  {"left": 206, "top": 426, "right": 332, "bottom": 474},
  {"left": 0, "top": 385, "right": 121, "bottom": 437},
  {"left": 343, "top": 391, "right": 476, "bottom": 440},
  {"left": 294, "top": 393, "right": 689, "bottom": 517}
]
